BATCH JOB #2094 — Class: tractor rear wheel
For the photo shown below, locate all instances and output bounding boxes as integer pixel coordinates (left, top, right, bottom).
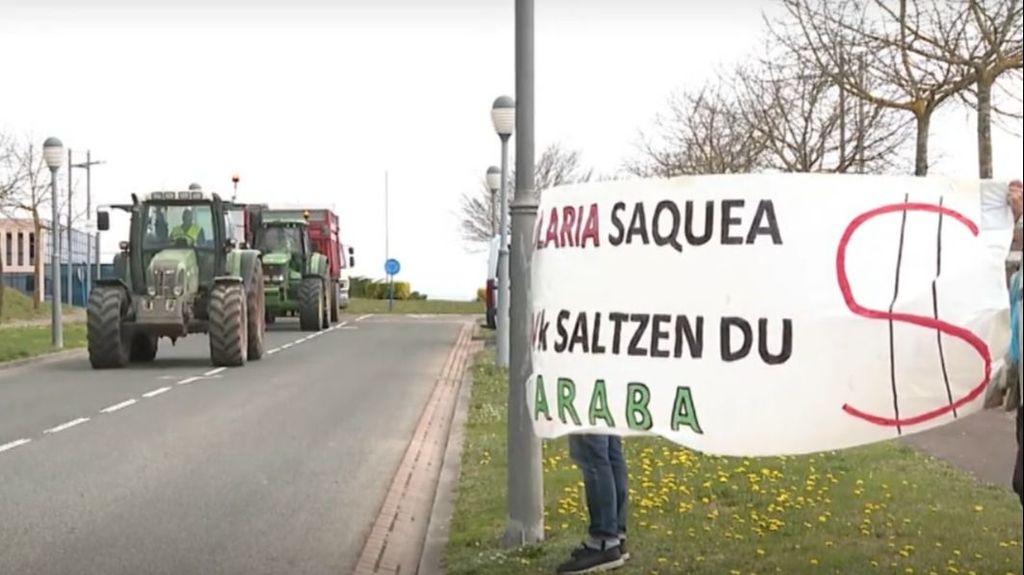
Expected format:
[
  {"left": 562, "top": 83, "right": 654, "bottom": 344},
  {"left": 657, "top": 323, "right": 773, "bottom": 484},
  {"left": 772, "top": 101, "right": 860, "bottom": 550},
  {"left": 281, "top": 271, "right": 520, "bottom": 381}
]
[
  {"left": 87, "top": 286, "right": 129, "bottom": 369},
  {"left": 299, "top": 278, "right": 324, "bottom": 332},
  {"left": 247, "top": 266, "right": 266, "bottom": 361},
  {"left": 130, "top": 334, "right": 159, "bottom": 362},
  {"left": 209, "top": 282, "right": 248, "bottom": 367}
]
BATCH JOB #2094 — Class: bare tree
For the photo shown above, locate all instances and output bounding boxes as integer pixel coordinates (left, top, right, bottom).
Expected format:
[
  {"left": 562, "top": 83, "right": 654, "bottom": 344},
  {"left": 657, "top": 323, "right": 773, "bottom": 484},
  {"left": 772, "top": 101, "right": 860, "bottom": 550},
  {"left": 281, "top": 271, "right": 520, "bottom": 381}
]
[
  {"left": 0, "top": 133, "right": 22, "bottom": 321},
  {"left": 2, "top": 137, "right": 55, "bottom": 310},
  {"left": 733, "top": 37, "right": 914, "bottom": 174},
  {"left": 775, "top": 0, "right": 980, "bottom": 176},
  {"left": 627, "top": 84, "right": 767, "bottom": 177},
  {"left": 886, "top": 0, "right": 1023, "bottom": 177},
  {"left": 457, "top": 143, "right": 593, "bottom": 245}
]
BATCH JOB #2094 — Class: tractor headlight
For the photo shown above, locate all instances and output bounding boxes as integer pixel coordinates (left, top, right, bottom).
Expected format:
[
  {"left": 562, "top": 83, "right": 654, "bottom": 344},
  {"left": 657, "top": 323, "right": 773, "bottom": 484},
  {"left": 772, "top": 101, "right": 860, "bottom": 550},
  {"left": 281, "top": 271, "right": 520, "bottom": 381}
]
[
  {"left": 173, "top": 285, "right": 184, "bottom": 297},
  {"left": 270, "top": 275, "right": 285, "bottom": 283},
  {"left": 147, "top": 285, "right": 157, "bottom": 296}
]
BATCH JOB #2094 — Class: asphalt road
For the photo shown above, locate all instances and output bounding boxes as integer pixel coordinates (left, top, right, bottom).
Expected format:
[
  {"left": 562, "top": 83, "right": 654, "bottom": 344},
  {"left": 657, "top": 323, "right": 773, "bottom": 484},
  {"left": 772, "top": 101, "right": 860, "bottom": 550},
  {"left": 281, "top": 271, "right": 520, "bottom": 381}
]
[{"left": 0, "top": 314, "right": 466, "bottom": 575}]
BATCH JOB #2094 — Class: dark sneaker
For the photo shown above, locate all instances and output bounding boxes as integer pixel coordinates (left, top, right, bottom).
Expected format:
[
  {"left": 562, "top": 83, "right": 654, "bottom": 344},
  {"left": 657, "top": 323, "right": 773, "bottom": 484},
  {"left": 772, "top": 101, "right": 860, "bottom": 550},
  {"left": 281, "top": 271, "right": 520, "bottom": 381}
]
[
  {"left": 557, "top": 545, "right": 624, "bottom": 574},
  {"left": 573, "top": 536, "right": 626, "bottom": 560},
  {"left": 572, "top": 540, "right": 629, "bottom": 562},
  {"left": 618, "top": 539, "right": 630, "bottom": 561}
]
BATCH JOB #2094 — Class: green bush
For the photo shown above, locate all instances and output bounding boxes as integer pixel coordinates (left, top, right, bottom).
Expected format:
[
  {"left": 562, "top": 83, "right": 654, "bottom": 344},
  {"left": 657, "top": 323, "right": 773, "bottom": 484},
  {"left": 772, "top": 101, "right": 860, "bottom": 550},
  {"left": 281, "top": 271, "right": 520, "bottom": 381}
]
[{"left": 393, "top": 282, "right": 411, "bottom": 300}]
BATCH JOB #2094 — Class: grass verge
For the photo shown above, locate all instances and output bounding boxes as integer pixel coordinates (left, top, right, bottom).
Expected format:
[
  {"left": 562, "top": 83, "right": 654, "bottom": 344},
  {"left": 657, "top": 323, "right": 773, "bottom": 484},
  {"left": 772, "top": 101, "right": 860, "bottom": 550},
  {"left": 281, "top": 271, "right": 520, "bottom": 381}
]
[
  {"left": 0, "top": 324, "right": 87, "bottom": 364},
  {"left": 344, "top": 297, "right": 483, "bottom": 315},
  {"left": 1, "top": 288, "right": 82, "bottom": 324},
  {"left": 445, "top": 349, "right": 1024, "bottom": 575}
]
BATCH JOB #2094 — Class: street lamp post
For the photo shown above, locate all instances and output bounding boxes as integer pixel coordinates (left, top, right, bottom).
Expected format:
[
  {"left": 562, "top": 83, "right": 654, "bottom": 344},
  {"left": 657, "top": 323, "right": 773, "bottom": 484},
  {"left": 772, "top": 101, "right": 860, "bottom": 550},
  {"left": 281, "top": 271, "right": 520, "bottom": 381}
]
[
  {"left": 504, "top": 0, "right": 544, "bottom": 547},
  {"left": 491, "top": 95, "right": 514, "bottom": 370},
  {"left": 486, "top": 166, "right": 501, "bottom": 238},
  {"left": 232, "top": 174, "right": 240, "bottom": 202},
  {"left": 43, "top": 137, "right": 65, "bottom": 349}
]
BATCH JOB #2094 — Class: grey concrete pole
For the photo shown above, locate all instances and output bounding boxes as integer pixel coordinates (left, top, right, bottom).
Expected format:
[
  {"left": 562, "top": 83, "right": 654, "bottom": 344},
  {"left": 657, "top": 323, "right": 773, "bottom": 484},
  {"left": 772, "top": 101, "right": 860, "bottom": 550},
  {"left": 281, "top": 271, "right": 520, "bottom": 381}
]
[
  {"left": 496, "top": 136, "right": 511, "bottom": 369},
  {"left": 503, "top": 0, "right": 544, "bottom": 547},
  {"left": 50, "top": 165, "right": 63, "bottom": 349},
  {"left": 85, "top": 151, "right": 92, "bottom": 297},
  {"left": 67, "top": 148, "right": 73, "bottom": 306}
]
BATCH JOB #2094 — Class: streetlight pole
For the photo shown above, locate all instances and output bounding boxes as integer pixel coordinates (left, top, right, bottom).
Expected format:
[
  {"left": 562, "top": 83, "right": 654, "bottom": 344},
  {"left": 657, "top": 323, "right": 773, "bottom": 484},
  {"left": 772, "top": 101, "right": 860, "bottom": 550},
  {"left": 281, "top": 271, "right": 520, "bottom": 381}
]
[
  {"left": 232, "top": 174, "right": 240, "bottom": 202},
  {"left": 487, "top": 166, "right": 501, "bottom": 237},
  {"left": 491, "top": 96, "right": 514, "bottom": 370},
  {"left": 70, "top": 150, "right": 105, "bottom": 303},
  {"left": 504, "top": 0, "right": 544, "bottom": 547},
  {"left": 44, "top": 137, "right": 65, "bottom": 349}
]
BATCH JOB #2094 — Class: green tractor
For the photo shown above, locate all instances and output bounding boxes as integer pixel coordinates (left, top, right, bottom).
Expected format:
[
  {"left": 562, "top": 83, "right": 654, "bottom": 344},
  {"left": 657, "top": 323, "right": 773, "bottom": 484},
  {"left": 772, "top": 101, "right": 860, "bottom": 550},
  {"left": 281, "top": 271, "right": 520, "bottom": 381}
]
[
  {"left": 249, "top": 212, "right": 332, "bottom": 332},
  {"left": 89, "top": 188, "right": 266, "bottom": 368}
]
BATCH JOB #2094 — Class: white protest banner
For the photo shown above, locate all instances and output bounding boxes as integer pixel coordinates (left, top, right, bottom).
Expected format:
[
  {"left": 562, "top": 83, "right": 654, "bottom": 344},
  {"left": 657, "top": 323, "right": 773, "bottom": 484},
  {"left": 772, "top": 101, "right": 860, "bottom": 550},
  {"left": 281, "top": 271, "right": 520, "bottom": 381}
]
[{"left": 526, "top": 174, "right": 1014, "bottom": 457}]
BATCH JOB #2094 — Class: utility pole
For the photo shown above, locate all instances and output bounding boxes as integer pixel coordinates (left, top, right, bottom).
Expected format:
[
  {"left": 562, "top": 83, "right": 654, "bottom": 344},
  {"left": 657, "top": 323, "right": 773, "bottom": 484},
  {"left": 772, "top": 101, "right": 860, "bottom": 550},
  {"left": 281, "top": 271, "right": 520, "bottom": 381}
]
[
  {"left": 385, "top": 171, "right": 393, "bottom": 312},
  {"left": 503, "top": 0, "right": 544, "bottom": 548},
  {"left": 71, "top": 151, "right": 105, "bottom": 300}
]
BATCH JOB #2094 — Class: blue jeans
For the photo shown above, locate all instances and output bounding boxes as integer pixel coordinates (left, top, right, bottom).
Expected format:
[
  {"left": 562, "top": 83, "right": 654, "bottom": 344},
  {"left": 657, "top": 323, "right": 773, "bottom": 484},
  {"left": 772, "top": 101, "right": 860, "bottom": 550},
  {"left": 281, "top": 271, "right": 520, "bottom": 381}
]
[{"left": 568, "top": 434, "right": 628, "bottom": 540}]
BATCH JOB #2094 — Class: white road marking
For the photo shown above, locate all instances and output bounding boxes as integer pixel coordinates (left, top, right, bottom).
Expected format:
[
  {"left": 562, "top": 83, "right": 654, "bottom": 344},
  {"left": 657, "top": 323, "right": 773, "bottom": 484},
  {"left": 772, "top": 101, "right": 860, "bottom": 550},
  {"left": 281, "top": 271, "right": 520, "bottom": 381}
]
[
  {"left": 44, "top": 417, "right": 90, "bottom": 434},
  {"left": 0, "top": 438, "right": 32, "bottom": 453},
  {"left": 176, "top": 377, "right": 201, "bottom": 386},
  {"left": 267, "top": 348, "right": 281, "bottom": 355},
  {"left": 341, "top": 326, "right": 358, "bottom": 331},
  {"left": 100, "top": 399, "right": 137, "bottom": 414},
  {"left": 355, "top": 314, "right": 373, "bottom": 322},
  {"left": 296, "top": 337, "right": 309, "bottom": 344},
  {"left": 282, "top": 343, "right": 294, "bottom": 350},
  {"left": 204, "top": 367, "right": 227, "bottom": 377},
  {"left": 143, "top": 386, "right": 173, "bottom": 398}
]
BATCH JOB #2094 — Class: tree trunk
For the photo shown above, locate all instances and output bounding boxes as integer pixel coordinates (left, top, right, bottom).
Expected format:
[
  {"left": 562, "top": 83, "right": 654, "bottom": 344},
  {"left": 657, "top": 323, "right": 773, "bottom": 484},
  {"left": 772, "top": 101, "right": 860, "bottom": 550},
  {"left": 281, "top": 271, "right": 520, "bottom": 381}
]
[
  {"left": 975, "top": 74, "right": 993, "bottom": 179},
  {"left": 32, "top": 212, "right": 43, "bottom": 310},
  {"left": 914, "top": 112, "right": 931, "bottom": 177}
]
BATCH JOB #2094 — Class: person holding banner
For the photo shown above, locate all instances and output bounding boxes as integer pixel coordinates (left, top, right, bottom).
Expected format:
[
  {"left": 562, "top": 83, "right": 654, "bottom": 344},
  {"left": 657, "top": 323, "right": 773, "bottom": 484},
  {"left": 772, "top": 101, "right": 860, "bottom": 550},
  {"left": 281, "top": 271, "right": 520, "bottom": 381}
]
[
  {"left": 1009, "top": 180, "right": 1022, "bottom": 505},
  {"left": 1011, "top": 266, "right": 1021, "bottom": 505},
  {"left": 555, "top": 435, "right": 630, "bottom": 574}
]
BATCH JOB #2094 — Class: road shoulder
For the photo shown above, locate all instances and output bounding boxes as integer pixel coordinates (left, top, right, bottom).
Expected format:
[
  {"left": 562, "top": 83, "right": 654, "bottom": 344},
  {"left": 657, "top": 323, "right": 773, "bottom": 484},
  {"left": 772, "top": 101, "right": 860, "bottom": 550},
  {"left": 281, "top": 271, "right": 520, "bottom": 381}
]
[{"left": 353, "top": 321, "right": 478, "bottom": 575}]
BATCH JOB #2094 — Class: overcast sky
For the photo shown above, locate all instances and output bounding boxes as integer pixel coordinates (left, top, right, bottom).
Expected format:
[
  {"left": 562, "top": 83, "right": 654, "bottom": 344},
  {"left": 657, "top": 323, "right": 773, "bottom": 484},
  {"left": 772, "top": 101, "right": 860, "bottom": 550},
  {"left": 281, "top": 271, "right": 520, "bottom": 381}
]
[{"left": 2, "top": 0, "right": 1021, "bottom": 299}]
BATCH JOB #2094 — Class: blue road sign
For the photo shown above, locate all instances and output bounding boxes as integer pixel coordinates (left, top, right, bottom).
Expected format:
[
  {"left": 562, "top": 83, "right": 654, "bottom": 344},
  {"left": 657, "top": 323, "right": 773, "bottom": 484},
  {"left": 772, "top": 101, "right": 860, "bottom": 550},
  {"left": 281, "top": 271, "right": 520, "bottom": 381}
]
[{"left": 385, "top": 258, "right": 401, "bottom": 276}]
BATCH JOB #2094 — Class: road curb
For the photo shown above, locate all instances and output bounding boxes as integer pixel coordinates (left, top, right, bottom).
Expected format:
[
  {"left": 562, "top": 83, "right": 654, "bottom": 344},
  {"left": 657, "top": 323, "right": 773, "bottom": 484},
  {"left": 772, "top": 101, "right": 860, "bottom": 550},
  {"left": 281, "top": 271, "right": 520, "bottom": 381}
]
[
  {"left": 417, "top": 345, "right": 477, "bottom": 575},
  {"left": 353, "top": 322, "right": 478, "bottom": 575},
  {"left": 0, "top": 348, "right": 86, "bottom": 372}
]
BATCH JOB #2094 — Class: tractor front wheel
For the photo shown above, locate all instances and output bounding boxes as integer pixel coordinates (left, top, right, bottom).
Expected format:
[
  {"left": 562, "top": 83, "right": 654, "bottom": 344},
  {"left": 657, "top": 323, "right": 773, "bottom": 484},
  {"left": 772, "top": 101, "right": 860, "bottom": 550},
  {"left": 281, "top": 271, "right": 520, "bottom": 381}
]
[
  {"left": 130, "top": 334, "right": 159, "bottom": 362},
  {"left": 247, "top": 266, "right": 266, "bottom": 361},
  {"left": 87, "top": 286, "right": 130, "bottom": 369},
  {"left": 209, "top": 282, "right": 248, "bottom": 367},
  {"left": 299, "top": 278, "right": 324, "bottom": 332}
]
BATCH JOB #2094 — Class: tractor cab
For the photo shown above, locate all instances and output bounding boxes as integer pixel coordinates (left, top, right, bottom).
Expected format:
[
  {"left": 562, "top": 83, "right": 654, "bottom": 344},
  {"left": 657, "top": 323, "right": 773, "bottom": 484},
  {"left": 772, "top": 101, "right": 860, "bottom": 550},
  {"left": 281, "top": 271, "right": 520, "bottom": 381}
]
[
  {"left": 255, "top": 219, "right": 310, "bottom": 284},
  {"left": 100, "top": 190, "right": 230, "bottom": 303}
]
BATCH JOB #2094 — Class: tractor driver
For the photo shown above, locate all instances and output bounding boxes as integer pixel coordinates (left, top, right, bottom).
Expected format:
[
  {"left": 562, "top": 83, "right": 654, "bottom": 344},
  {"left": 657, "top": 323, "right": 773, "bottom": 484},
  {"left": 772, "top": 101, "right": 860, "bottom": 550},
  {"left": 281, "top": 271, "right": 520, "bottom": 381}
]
[{"left": 170, "top": 208, "right": 206, "bottom": 246}]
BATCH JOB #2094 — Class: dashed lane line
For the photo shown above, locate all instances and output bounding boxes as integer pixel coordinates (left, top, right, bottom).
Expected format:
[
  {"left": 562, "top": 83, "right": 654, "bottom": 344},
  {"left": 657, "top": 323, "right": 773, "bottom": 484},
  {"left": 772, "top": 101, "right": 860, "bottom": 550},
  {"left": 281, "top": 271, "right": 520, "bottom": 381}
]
[
  {"left": 43, "top": 417, "right": 91, "bottom": 434},
  {"left": 0, "top": 438, "right": 32, "bottom": 453},
  {"left": 3, "top": 319, "right": 354, "bottom": 454},
  {"left": 143, "top": 386, "right": 173, "bottom": 398},
  {"left": 100, "top": 399, "right": 137, "bottom": 414},
  {"left": 355, "top": 314, "right": 373, "bottom": 322}
]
